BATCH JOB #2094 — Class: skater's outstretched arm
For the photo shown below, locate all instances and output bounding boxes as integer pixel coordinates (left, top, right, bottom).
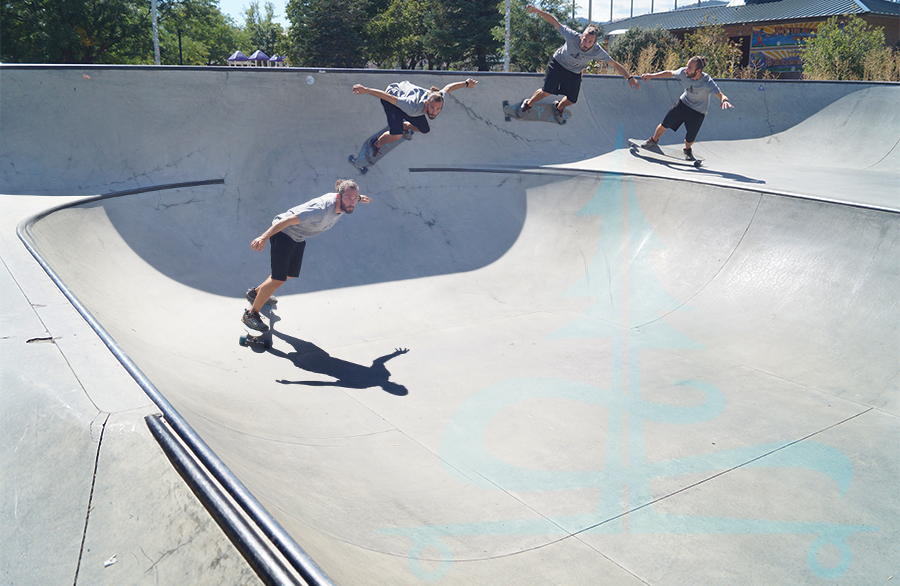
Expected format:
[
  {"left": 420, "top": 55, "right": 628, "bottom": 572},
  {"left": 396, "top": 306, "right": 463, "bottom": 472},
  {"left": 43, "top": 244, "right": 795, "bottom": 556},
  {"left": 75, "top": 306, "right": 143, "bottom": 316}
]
[
  {"left": 352, "top": 84, "right": 398, "bottom": 104},
  {"left": 525, "top": 4, "right": 561, "bottom": 29},
  {"left": 440, "top": 78, "right": 478, "bottom": 94}
]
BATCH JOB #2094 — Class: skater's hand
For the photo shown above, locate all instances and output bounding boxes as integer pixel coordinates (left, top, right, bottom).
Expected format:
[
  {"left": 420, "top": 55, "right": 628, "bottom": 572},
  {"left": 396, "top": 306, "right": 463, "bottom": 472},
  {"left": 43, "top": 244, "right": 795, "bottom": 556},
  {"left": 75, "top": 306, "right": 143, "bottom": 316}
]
[
  {"left": 720, "top": 97, "right": 734, "bottom": 109},
  {"left": 627, "top": 76, "right": 640, "bottom": 89},
  {"left": 251, "top": 236, "right": 267, "bottom": 251},
  {"left": 464, "top": 78, "right": 477, "bottom": 89},
  {"left": 525, "top": 4, "right": 538, "bottom": 13},
  {"left": 352, "top": 84, "right": 368, "bottom": 95},
  {"left": 358, "top": 194, "right": 372, "bottom": 203}
]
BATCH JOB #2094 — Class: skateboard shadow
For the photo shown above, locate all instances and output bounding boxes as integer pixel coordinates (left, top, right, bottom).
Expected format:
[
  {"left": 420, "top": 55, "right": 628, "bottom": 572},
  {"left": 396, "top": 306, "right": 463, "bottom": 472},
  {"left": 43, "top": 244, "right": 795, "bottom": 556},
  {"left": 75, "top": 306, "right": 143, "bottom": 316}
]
[
  {"left": 269, "top": 330, "right": 409, "bottom": 396},
  {"left": 627, "top": 149, "right": 765, "bottom": 185}
]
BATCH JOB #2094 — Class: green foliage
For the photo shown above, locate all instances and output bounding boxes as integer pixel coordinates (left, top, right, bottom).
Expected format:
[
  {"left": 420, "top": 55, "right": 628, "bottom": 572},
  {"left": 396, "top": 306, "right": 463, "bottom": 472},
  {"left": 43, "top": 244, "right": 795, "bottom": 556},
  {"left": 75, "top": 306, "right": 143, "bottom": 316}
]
[
  {"left": 609, "top": 27, "right": 678, "bottom": 72},
  {"left": 1, "top": 0, "right": 150, "bottom": 63},
  {"left": 680, "top": 14, "right": 741, "bottom": 77},
  {"left": 243, "top": 1, "right": 287, "bottom": 58},
  {"left": 0, "top": 0, "right": 248, "bottom": 65},
  {"left": 365, "top": 0, "right": 434, "bottom": 69},
  {"left": 425, "top": 0, "right": 503, "bottom": 70},
  {"left": 799, "top": 14, "right": 886, "bottom": 80},
  {"left": 286, "top": 0, "right": 371, "bottom": 67},
  {"left": 491, "top": 0, "right": 582, "bottom": 72}
]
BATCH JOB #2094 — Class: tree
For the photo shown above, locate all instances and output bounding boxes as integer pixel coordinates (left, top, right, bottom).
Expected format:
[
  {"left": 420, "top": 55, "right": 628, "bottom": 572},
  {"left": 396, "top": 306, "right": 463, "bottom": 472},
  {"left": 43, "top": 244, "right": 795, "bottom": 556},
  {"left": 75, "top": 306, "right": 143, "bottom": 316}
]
[
  {"left": 1, "top": 0, "right": 150, "bottom": 63},
  {"left": 244, "top": 1, "right": 286, "bottom": 58},
  {"left": 609, "top": 26, "right": 679, "bottom": 73},
  {"left": 800, "top": 14, "right": 887, "bottom": 80},
  {"left": 365, "top": 0, "right": 434, "bottom": 69},
  {"left": 286, "top": 0, "right": 371, "bottom": 67},
  {"left": 157, "top": 0, "right": 249, "bottom": 65},
  {"left": 490, "top": 0, "right": 581, "bottom": 72},
  {"left": 680, "top": 14, "right": 741, "bottom": 78},
  {"left": 425, "top": 0, "right": 503, "bottom": 70}
]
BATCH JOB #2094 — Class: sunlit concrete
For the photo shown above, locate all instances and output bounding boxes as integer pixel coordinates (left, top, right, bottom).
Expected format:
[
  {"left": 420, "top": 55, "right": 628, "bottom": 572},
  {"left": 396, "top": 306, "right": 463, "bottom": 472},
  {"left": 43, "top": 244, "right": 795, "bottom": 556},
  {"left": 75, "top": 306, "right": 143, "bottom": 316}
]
[{"left": 1, "top": 65, "right": 897, "bottom": 585}]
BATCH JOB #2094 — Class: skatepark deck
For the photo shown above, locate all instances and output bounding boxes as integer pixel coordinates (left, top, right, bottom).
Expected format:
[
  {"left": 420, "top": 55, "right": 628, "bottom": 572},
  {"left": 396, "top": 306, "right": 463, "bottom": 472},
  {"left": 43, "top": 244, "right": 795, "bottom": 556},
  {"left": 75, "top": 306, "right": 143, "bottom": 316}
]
[{"left": 1, "top": 65, "right": 897, "bottom": 586}]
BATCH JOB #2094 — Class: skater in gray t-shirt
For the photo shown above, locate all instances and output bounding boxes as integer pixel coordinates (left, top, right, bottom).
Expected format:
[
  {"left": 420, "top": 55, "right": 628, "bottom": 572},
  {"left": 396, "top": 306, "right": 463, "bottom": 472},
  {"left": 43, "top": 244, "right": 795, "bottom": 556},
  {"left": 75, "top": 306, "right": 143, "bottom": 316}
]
[
  {"left": 242, "top": 179, "right": 371, "bottom": 331},
  {"left": 520, "top": 4, "right": 639, "bottom": 124},
  {"left": 639, "top": 56, "right": 734, "bottom": 160},
  {"left": 352, "top": 78, "right": 478, "bottom": 156}
]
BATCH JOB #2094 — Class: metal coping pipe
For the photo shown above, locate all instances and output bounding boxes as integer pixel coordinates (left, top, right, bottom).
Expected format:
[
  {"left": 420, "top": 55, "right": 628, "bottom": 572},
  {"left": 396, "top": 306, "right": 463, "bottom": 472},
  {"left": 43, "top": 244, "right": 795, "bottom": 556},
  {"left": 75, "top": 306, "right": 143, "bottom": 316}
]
[
  {"left": 146, "top": 414, "right": 304, "bottom": 586},
  {"left": 16, "top": 179, "right": 337, "bottom": 586}
]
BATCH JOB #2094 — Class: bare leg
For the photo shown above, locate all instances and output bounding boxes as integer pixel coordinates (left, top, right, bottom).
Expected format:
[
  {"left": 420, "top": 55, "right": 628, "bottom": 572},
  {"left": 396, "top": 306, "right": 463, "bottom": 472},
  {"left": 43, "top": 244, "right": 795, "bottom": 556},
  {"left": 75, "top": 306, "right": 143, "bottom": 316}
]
[
  {"left": 652, "top": 124, "right": 667, "bottom": 142},
  {"left": 252, "top": 276, "right": 288, "bottom": 313},
  {"left": 557, "top": 97, "right": 575, "bottom": 111},
  {"left": 523, "top": 88, "right": 549, "bottom": 109},
  {"left": 375, "top": 131, "right": 403, "bottom": 149}
]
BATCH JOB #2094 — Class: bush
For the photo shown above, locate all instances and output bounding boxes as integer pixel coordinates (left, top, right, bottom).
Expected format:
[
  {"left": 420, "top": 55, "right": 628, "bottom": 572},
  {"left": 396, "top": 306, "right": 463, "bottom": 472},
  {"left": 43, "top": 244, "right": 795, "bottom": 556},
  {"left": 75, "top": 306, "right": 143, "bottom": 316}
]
[
  {"left": 800, "top": 14, "right": 889, "bottom": 80},
  {"left": 609, "top": 27, "right": 679, "bottom": 72},
  {"left": 680, "top": 14, "right": 741, "bottom": 77}
]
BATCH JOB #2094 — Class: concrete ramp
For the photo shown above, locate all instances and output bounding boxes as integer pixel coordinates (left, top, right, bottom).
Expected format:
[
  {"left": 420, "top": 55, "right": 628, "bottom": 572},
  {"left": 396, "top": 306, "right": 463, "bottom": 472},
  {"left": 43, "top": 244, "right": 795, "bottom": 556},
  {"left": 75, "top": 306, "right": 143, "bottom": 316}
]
[{"left": 2, "top": 66, "right": 898, "bottom": 585}]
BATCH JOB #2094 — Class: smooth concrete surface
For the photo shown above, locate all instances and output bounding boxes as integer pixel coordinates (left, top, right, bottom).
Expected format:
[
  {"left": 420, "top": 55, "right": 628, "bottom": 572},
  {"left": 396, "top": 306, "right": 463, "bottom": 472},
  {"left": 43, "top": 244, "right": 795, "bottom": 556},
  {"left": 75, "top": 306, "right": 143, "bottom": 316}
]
[{"left": 1, "top": 65, "right": 898, "bottom": 585}]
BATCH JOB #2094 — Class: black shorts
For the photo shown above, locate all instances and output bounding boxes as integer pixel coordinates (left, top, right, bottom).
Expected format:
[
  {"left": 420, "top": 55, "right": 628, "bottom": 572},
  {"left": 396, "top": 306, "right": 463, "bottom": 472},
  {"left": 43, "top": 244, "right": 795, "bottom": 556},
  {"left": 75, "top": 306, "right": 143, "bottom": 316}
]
[
  {"left": 542, "top": 58, "right": 582, "bottom": 104},
  {"left": 270, "top": 231, "right": 306, "bottom": 282},
  {"left": 381, "top": 100, "right": 430, "bottom": 136},
  {"left": 661, "top": 99, "right": 706, "bottom": 143}
]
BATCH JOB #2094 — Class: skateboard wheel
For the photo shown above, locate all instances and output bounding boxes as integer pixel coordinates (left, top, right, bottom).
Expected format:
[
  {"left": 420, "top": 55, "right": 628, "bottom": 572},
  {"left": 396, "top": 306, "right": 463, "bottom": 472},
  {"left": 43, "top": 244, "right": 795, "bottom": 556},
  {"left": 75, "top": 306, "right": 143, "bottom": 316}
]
[
  {"left": 239, "top": 335, "right": 248, "bottom": 346},
  {"left": 348, "top": 155, "right": 354, "bottom": 163},
  {"left": 361, "top": 167, "right": 368, "bottom": 175},
  {"left": 630, "top": 147, "right": 638, "bottom": 154},
  {"left": 694, "top": 161, "right": 702, "bottom": 168}
]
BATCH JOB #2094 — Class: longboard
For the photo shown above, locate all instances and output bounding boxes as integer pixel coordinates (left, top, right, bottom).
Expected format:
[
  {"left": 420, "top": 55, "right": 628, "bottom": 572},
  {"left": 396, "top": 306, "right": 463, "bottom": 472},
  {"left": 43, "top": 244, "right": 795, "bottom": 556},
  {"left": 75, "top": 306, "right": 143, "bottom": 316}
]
[
  {"left": 348, "top": 126, "right": 414, "bottom": 174},
  {"left": 628, "top": 138, "right": 703, "bottom": 168},
  {"left": 502, "top": 100, "right": 572, "bottom": 124}
]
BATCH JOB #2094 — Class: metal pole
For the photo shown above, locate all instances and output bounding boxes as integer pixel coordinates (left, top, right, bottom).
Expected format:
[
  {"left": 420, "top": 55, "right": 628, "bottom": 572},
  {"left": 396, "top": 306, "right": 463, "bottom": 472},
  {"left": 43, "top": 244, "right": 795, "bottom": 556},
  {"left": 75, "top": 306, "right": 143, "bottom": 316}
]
[
  {"left": 151, "top": 0, "right": 160, "bottom": 64},
  {"left": 588, "top": 0, "right": 592, "bottom": 24},
  {"left": 504, "top": 0, "right": 510, "bottom": 72},
  {"left": 178, "top": 29, "right": 183, "bottom": 65}
]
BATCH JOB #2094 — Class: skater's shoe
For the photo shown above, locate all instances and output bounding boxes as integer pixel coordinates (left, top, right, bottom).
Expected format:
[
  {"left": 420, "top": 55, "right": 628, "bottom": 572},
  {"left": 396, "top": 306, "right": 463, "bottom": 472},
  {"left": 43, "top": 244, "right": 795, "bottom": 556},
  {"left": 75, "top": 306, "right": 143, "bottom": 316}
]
[
  {"left": 369, "top": 137, "right": 380, "bottom": 158},
  {"left": 683, "top": 147, "right": 696, "bottom": 161},
  {"left": 640, "top": 138, "right": 659, "bottom": 149},
  {"left": 519, "top": 99, "right": 532, "bottom": 115},
  {"left": 242, "top": 309, "right": 269, "bottom": 332},
  {"left": 552, "top": 101, "right": 566, "bottom": 124},
  {"left": 246, "top": 287, "right": 277, "bottom": 306}
]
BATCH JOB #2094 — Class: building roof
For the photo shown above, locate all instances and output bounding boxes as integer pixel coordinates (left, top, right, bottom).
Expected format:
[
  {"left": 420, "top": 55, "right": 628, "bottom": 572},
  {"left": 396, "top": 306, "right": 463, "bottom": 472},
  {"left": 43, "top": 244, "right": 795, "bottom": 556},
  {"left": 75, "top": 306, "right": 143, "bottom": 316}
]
[{"left": 603, "top": 0, "right": 899, "bottom": 31}]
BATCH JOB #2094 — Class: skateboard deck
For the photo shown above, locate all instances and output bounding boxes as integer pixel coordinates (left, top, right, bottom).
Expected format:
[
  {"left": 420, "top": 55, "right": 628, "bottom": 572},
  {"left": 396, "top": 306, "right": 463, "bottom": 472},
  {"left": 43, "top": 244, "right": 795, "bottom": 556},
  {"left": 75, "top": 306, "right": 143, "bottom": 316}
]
[
  {"left": 502, "top": 100, "right": 572, "bottom": 124},
  {"left": 628, "top": 138, "right": 703, "bottom": 168},
  {"left": 348, "top": 126, "right": 414, "bottom": 174}
]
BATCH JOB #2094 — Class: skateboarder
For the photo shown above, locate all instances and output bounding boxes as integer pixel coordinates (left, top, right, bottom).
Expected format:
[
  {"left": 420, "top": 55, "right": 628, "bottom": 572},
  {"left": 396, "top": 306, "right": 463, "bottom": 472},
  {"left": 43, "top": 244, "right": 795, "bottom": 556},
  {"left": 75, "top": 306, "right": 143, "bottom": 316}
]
[
  {"left": 638, "top": 56, "right": 734, "bottom": 160},
  {"left": 242, "top": 179, "right": 371, "bottom": 331},
  {"left": 351, "top": 78, "right": 478, "bottom": 155},
  {"left": 520, "top": 4, "right": 639, "bottom": 124}
]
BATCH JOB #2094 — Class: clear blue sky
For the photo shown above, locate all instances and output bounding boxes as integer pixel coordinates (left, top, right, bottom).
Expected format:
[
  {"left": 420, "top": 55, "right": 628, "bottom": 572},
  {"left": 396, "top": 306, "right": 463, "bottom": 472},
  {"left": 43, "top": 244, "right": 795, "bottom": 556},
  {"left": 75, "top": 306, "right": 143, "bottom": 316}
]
[{"left": 216, "top": 0, "right": 668, "bottom": 29}]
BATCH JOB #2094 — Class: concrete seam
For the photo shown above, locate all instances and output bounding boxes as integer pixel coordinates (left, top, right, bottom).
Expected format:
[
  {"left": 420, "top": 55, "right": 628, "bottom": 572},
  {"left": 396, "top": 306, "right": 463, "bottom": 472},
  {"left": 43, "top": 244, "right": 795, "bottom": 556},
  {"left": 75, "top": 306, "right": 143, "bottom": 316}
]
[{"left": 72, "top": 412, "right": 109, "bottom": 586}]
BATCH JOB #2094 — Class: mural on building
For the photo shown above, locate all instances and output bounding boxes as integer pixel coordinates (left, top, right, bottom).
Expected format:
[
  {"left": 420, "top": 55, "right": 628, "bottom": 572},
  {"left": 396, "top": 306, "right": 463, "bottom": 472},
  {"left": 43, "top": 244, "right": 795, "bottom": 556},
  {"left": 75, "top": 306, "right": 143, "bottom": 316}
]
[{"left": 750, "top": 22, "right": 820, "bottom": 72}]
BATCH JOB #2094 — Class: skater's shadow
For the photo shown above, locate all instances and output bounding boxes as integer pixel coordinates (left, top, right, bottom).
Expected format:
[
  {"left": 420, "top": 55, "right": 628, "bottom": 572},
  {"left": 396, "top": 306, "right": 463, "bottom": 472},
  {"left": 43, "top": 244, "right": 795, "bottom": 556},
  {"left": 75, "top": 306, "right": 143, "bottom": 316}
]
[
  {"left": 270, "top": 330, "right": 410, "bottom": 396},
  {"left": 627, "top": 149, "right": 765, "bottom": 184}
]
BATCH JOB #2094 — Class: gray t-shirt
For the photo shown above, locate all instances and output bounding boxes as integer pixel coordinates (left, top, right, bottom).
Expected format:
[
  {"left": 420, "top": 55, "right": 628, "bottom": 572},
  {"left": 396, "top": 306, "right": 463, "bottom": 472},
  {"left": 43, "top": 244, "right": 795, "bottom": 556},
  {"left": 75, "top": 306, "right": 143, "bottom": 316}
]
[
  {"left": 274, "top": 193, "right": 342, "bottom": 242},
  {"left": 552, "top": 24, "right": 611, "bottom": 73},
  {"left": 674, "top": 67, "right": 722, "bottom": 115},
  {"left": 386, "top": 81, "right": 433, "bottom": 117}
]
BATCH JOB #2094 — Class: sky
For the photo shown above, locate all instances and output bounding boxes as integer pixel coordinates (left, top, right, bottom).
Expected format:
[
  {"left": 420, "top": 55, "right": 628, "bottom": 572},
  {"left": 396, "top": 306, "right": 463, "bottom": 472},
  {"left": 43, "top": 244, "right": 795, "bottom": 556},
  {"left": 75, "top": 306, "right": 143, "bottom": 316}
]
[{"left": 216, "top": 0, "right": 670, "bottom": 30}]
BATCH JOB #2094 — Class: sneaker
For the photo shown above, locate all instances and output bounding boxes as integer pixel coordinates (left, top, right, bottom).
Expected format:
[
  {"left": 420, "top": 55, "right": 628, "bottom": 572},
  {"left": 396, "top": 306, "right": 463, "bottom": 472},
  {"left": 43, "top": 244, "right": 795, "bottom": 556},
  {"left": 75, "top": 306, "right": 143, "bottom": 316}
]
[
  {"left": 552, "top": 101, "right": 566, "bottom": 124},
  {"left": 369, "top": 137, "right": 380, "bottom": 158},
  {"left": 683, "top": 147, "right": 696, "bottom": 161},
  {"left": 242, "top": 309, "right": 269, "bottom": 332},
  {"left": 246, "top": 287, "right": 277, "bottom": 306},
  {"left": 519, "top": 99, "right": 532, "bottom": 115},
  {"left": 640, "top": 138, "right": 659, "bottom": 149}
]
